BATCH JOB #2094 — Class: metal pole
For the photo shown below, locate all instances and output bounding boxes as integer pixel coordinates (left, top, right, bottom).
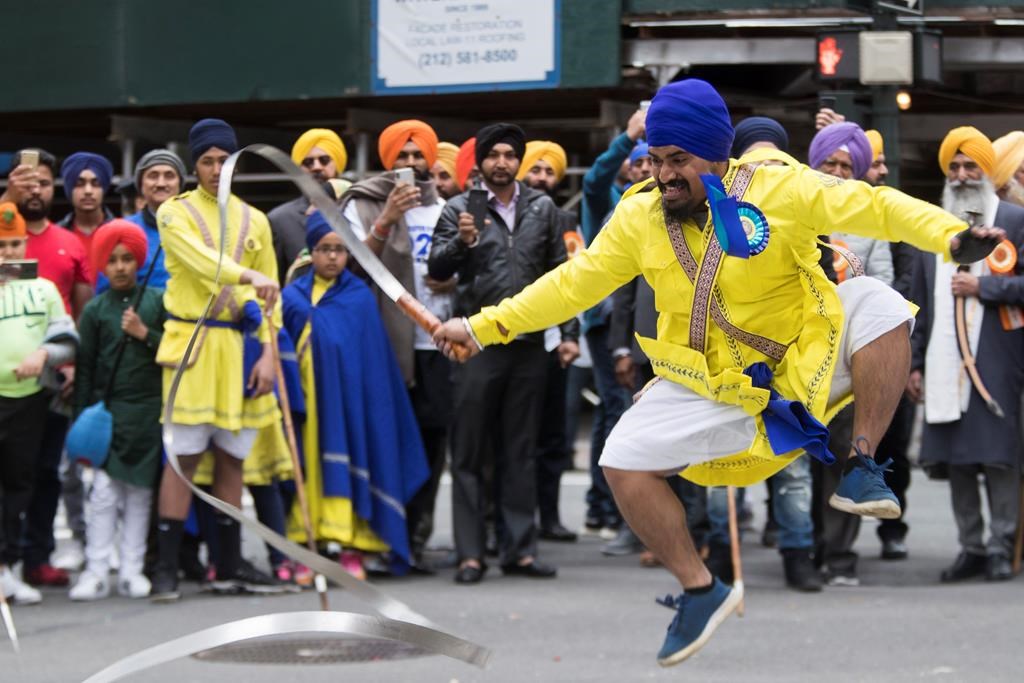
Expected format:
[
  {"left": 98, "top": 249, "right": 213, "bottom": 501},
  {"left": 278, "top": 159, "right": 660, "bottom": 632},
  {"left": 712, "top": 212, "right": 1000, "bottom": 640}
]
[
  {"left": 356, "top": 132, "right": 369, "bottom": 179},
  {"left": 121, "top": 138, "right": 136, "bottom": 180},
  {"left": 871, "top": 11, "right": 901, "bottom": 188}
]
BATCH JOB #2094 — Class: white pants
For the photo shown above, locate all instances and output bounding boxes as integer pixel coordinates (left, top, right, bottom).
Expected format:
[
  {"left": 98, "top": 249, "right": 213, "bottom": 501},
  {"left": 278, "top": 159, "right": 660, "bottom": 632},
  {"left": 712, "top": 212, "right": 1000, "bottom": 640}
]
[
  {"left": 84, "top": 469, "right": 152, "bottom": 579},
  {"left": 600, "top": 277, "right": 914, "bottom": 472},
  {"left": 165, "top": 423, "right": 257, "bottom": 459}
]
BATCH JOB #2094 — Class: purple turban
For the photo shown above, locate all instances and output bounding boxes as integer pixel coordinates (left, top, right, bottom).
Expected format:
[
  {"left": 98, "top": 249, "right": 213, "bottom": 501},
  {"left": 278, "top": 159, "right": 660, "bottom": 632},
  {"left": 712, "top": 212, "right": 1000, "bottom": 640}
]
[
  {"left": 60, "top": 152, "right": 114, "bottom": 200},
  {"left": 808, "top": 122, "right": 873, "bottom": 180},
  {"left": 646, "top": 79, "right": 734, "bottom": 161}
]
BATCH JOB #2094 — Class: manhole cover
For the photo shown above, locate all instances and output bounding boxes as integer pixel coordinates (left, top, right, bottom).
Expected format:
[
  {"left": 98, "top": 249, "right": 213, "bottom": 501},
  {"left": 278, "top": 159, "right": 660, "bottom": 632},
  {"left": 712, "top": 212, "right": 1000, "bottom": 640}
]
[{"left": 192, "top": 635, "right": 433, "bottom": 664}]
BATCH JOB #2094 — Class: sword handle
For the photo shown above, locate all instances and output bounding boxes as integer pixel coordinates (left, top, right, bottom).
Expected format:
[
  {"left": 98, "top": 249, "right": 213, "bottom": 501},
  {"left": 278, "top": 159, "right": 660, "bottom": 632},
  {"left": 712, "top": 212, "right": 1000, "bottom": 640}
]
[{"left": 397, "top": 293, "right": 472, "bottom": 362}]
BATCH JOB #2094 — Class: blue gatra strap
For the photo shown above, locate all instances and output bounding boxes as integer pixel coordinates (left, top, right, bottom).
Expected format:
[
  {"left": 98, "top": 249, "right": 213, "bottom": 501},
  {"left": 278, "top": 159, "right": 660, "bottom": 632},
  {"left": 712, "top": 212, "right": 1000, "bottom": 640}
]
[
  {"left": 744, "top": 362, "right": 835, "bottom": 465},
  {"left": 700, "top": 174, "right": 750, "bottom": 259}
]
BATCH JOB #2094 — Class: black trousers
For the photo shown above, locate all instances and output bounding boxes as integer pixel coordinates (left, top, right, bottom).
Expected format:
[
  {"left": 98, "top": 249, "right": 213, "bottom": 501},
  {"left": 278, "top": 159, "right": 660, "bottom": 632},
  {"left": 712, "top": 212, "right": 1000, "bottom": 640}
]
[
  {"left": 0, "top": 392, "right": 49, "bottom": 565},
  {"left": 536, "top": 351, "right": 571, "bottom": 529},
  {"left": 406, "top": 350, "right": 454, "bottom": 557},
  {"left": 451, "top": 342, "right": 547, "bottom": 564},
  {"left": 876, "top": 396, "right": 913, "bottom": 542}
]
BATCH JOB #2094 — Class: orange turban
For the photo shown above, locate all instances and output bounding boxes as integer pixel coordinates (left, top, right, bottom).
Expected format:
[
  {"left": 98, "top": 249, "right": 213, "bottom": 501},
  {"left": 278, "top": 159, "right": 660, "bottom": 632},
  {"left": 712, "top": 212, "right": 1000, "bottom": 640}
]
[
  {"left": 938, "top": 126, "right": 995, "bottom": 178},
  {"left": 378, "top": 120, "right": 438, "bottom": 170},
  {"left": 516, "top": 140, "right": 568, "bottom": 182},
  {"left": 435, "top": 141, "right": 459, "bottom": 179},
  {"left": 992, "top": 131, "right": 1024, "bottom": 189},
  {"left": 91, "top": 219, "right": 148, "bottom": 276},
  {"left": 455, "top": 137, "right": 477, "bottom": 190},
  {"left": 291, "top": 128, "right": 348, "bottom": 172},
  {"left": 0, "top": 202, "right": 26, "bottom": 239},
  {"left": 865, "top": 130, "right": 884, "bottom": 161}
]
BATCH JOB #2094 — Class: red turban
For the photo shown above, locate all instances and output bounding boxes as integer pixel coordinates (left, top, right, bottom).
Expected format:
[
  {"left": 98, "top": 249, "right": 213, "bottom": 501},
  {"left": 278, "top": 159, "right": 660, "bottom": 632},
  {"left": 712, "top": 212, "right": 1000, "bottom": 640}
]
[
  {"left": 91, "top": 219, "right": 148, "bottom": 276},
  {"left": 456, "top": 137, "right": 477, "bottom": 190},
  {"left": 378, "top": 120, "right": 439, "bottom": 170}
]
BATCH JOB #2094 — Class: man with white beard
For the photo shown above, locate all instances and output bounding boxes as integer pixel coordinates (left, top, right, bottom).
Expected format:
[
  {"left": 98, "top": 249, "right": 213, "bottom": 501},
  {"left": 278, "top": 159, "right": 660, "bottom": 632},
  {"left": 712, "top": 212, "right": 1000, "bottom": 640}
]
[{"left": 908, "top": 127, "right": 1024, "bottom": 583}]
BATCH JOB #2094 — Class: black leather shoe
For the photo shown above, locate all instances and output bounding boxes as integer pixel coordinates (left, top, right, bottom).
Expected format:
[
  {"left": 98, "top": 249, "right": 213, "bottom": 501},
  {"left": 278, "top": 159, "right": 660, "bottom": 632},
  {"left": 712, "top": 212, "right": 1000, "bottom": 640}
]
[
  {"left": 539, "top": 523, "right": 578, "bottom": 542},
  {"left": 986, "top": 554, "right": 1013, "bottom": 582},
  {"left": 501, "top": 560, "right": 557, "bottom": 578},
  {"left": 782, "top": 549, "right": 823, "bottom": 592},
  {"left": 454, "top": 562, "right": 487, "bottom": 585},
  {"left": 880, "top": 537, "right": 909, "bottom": 561},
  {"left": 940, "top": 551, "right": 986, "bottom": 583}
]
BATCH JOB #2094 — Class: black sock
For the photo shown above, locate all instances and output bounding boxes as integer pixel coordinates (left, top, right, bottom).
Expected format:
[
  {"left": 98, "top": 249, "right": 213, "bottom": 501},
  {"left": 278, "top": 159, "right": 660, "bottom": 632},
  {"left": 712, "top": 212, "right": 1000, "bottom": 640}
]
[
  {"left": 155, "top": 518, "right": 185, "bottom": 575},
  {"left": 843, "top": 456, "right": 864, "bottom": 475},
  {"left": 215, "top": 513, "right": 241, "bottom": 580},
  {"left": 686, "top": 581, "right": 714, "bottom": 594}
]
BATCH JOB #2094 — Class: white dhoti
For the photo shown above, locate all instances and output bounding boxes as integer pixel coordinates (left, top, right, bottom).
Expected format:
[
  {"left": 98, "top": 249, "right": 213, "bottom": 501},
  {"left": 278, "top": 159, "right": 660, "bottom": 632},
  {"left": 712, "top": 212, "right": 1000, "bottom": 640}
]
[{"left": 599, "top": 277, "right": 914, "bottom": 472}]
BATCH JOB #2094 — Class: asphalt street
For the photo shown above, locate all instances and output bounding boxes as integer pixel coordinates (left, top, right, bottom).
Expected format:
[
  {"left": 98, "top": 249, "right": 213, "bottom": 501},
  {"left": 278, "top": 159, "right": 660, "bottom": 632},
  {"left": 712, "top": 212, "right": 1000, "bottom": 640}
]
[{"left": 2, "top": 468, "right": 1021, "bottom": 683}]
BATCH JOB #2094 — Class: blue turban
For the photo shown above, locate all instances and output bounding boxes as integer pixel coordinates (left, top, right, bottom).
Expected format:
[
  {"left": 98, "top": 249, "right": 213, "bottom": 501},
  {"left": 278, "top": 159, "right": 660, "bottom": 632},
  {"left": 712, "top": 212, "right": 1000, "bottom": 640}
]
[
  {"left": 189, "top": 118, "right": 238, "bottom": 164},
  {"left": 646, "top": 79, "right": 734, "bottom": 161},
  {"left": 629, "top": 141, "right": 650, "bottom": 164},
  {"left": 731, "top": 117, "right": 789, "bottom": 158},
  {"left": 60, "top": 152, "right": 113, "bottom": 200},
  {"left": 808, "top": 122, "right": 873, "bottom": 180},
  {"left": 305, "top": 210, "right": 334, "bottom": 251}
]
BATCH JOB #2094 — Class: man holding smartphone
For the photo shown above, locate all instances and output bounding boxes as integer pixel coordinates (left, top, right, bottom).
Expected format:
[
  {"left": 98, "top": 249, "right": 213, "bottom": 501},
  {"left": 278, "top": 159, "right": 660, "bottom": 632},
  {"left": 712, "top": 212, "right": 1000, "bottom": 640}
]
[
  {"left": 2, "top": 149, "right": 93, "bottom": 589},
  {"left": 338, "top": 119, "right": 453, "bottom": 571},
  {"left": 429, "top": 123, "right": 579, "bottom": 584},
  {"left": 0, "top": 203, "right": 78, "bottom": 605}
]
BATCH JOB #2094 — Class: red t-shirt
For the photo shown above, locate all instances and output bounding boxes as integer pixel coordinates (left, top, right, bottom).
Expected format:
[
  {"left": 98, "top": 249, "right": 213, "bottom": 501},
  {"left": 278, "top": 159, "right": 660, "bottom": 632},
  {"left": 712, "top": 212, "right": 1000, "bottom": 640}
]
[
  {"left": 68, "top": 225, "right": 97, "bottom": 283},
  {"left": 25, "top": 222, "right": 93, "bottom": 314}
]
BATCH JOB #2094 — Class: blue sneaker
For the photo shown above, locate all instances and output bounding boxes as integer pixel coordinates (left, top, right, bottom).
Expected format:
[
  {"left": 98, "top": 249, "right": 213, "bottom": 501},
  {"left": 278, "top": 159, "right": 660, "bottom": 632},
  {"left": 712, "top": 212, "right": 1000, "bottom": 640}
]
[
  {"left": 829, "top": 452, "right": 901, "bottom": 519},
  {"left": 655, "top": 577, "right": 742, "bottom": 667}
]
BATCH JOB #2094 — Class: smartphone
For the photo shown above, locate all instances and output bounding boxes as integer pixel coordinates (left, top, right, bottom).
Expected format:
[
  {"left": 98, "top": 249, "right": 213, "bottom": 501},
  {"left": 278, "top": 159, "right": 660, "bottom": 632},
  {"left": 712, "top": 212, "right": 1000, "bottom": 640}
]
[
  {"left": 639, "top": 100, "right": 652, "bottom": 112},
  {"left": 0, "top": 259, "right": 39, "bottom": 281},
  {"left": 818, "top": 95, "right": 837, "bottom": 111},
  {"left": 394, "top": 167, "right": 415, "bottom": 186},
  {"left": 467, "top": 188, "right": 488, "bottom": 232},
  {"left": 20, "top": 149, "right": 39, "bottom": 169}
]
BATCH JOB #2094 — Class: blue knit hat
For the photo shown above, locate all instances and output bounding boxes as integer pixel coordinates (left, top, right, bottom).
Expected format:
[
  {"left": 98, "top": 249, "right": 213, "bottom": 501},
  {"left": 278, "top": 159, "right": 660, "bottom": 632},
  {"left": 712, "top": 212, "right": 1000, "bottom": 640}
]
[
  {"left": 189, "top": 118, "right": 238, "bottom": 164},
  {"left": 60, "top": 152, "right": 114, "bottom": 200},
  {"left": 646, "top": 79, "right": 735, "bottom": 162}
]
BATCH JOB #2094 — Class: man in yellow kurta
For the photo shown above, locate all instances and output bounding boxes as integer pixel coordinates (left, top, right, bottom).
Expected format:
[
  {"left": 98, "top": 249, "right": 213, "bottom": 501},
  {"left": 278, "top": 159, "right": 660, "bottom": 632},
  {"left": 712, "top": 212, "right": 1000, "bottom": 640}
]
[
  {"left": 150, "top": 119, "right": 282, "bottom": 602},
  {"left": 433, "top": 80, "right": 1005, "bottom": 667}
]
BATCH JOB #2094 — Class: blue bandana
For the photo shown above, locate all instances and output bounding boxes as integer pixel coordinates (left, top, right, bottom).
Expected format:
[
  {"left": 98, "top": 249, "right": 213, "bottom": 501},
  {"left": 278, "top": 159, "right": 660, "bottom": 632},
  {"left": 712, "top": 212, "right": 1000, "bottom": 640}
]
[
  {"left": 646, "top": 79, "right": 734, "bottom": 161},
  {"left": 188, "top": 118, "right": 238, "bottom": 164},
  {"left": 60, "top": 152, "right": 114, "bottom": 200},
  {"left": 629, "top": 141, "right": 650, "bottom": 164},
  {"left": 305, "top": 210, "right": 333, "bottom": 251}
]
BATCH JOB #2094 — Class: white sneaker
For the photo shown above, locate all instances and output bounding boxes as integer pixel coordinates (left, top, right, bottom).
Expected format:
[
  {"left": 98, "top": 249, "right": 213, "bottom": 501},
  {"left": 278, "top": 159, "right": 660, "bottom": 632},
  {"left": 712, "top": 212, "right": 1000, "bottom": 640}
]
[
  {"left": 117, "top": 574, "right": 151, "bottom": 599},
  {"left": 69, "top": 571, "right": 110, "bottom": 601},
  {"left": 53, "top": 540, "right": 86, "bottom": 572},
  {"left": 0, "top": 566, "right": 42, "bottom": 605}
]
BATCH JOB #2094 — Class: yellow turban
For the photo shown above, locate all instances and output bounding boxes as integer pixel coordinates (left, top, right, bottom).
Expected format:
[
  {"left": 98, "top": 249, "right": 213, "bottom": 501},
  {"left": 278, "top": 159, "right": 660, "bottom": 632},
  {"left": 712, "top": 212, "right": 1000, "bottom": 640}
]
[
  {"left": 291, "top": 128, "right": 348, "bottom": 173},
  {"left": 865, "top": 130, "right": 884, "bottom": 161},
  {"left": 516, "top": 140, "right": 568, "bottom": 182},
  {"left": 992, "top": 131, "right": 1024, "bottom": 189},
  {"left": 938, "top": 126, "right": 995, "bottom": 178},
  {"left": 435, "top": 141, "right": 459, "bottom": 179}
]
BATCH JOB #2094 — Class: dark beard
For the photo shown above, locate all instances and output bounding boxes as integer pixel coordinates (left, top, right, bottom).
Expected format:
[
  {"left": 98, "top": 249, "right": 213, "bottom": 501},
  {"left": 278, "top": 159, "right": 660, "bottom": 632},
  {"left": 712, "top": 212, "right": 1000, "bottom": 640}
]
[
  {"left": 414, "top": 167, "right": 432, "bottom": 183},
  {"left": 658, "top": 178, "right": 703, "bottom": 223},
  {"left": 17, "top": 198, "right": 50, "bottom": 222}
]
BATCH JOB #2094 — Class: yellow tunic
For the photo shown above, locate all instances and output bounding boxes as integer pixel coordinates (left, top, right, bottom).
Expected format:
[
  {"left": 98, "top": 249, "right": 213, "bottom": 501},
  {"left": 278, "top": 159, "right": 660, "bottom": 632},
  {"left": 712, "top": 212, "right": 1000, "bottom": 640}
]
[
  {"left": 156, "top": 187, "right": 281, "bottom": 432},
  {"left": 468, "top": 157, "right": 966, "bottom": 485},
  {"left": 287, "top": 275, "right": 386, "bottom": 551}
]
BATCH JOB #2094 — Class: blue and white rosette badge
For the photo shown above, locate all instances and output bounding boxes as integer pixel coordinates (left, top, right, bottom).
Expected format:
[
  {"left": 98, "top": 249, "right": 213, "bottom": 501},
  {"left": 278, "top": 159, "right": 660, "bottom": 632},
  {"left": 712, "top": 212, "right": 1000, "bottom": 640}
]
[{"left": 700, "top": 174, "right": 770, "bottom": 257}]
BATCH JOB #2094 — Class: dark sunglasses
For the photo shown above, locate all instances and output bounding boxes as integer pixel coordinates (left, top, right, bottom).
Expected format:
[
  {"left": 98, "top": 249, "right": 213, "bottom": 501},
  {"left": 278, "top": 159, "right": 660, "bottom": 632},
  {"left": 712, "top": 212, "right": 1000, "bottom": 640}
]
[{"left": 301, "top": 155, "right": 333, "bottom": 169}]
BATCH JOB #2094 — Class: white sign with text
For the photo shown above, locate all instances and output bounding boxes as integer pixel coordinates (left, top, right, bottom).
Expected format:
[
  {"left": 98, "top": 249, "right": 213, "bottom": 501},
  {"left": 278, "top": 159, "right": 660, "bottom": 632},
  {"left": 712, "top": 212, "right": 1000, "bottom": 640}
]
[{"left": 373, "top": 0, "right": 560, "bottom": 93}]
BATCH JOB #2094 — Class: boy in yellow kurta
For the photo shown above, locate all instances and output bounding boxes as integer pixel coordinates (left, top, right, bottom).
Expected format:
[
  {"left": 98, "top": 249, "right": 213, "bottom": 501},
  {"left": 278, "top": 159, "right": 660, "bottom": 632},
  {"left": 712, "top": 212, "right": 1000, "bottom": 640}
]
[
  {"left": 432, "top": 80, "right": 1006, "bottom": 667},
  {"left": 150, "top": 119, "right": 283, "bottom": 602}
]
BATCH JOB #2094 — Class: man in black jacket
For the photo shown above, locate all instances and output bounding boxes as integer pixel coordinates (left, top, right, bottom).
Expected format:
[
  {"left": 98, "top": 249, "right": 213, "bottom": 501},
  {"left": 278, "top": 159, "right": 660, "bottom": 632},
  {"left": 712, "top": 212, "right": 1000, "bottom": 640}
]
[{"left": 429, "top": 123, "right": 579, "bottom": 584}]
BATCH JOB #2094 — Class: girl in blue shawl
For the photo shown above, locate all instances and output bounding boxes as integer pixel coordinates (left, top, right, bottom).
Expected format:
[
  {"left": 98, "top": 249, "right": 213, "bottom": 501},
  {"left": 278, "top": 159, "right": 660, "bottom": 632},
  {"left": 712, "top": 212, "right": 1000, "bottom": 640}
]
[{"left": 282, "top": 212, "right": 429, "bottom": 577}]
